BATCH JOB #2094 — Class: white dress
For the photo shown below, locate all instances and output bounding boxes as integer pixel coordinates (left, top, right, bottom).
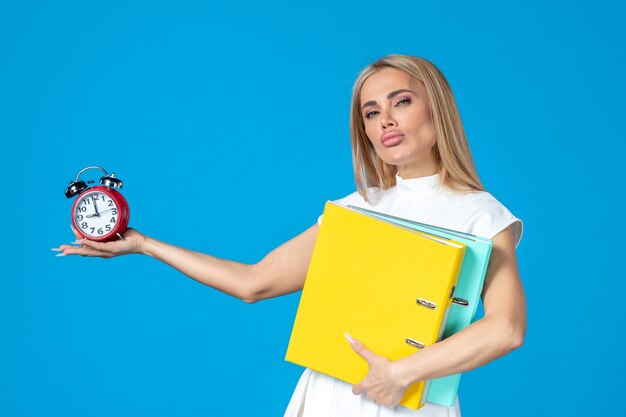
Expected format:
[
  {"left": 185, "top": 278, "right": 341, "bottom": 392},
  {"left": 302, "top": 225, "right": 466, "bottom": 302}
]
[{"left": 284, "top": 173, "right": 523, "bottom": 417}]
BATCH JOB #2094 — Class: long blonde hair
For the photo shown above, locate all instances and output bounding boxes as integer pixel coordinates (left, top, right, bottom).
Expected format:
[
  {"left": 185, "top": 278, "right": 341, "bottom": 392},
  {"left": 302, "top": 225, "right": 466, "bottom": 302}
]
[{"left": 350, "top": 55, "right": 484, "bottom": 200}]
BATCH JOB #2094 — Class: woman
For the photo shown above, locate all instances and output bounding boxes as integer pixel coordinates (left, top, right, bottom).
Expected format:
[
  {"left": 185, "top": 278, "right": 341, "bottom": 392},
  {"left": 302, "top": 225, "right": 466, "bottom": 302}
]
[{"left": 56, "top": 54, "right": 526, "bottom": 416}]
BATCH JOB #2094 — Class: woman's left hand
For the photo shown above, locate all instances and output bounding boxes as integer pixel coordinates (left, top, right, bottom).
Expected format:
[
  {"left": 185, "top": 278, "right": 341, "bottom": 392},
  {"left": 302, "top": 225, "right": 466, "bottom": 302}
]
[{"left": 345, "top": 333, "right": 408, "bottom": 408}]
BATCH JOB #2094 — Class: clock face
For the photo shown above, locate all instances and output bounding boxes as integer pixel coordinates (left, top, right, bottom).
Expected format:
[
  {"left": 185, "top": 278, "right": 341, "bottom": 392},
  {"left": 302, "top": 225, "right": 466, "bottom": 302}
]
[{"left": 74, "top": 190, "right": 119, "bottom": 238}]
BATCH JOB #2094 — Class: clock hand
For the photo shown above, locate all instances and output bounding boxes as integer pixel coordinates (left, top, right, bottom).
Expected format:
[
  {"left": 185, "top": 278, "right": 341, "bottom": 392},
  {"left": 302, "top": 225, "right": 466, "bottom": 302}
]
[
  {"left": 86, "top": 207, "right": 115, "bottom": 217},
  {"left": 86, "top": 204, "right": 113, "bottom": 218},
  {"left": 93, "top": 197, "right": 100, "bottom": 217}
]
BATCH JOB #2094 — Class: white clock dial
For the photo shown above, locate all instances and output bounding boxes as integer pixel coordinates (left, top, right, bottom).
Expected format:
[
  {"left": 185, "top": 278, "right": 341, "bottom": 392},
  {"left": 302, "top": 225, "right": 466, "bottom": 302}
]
[{"left": 74, "top": 191, "right": 119, "bottom": 237}]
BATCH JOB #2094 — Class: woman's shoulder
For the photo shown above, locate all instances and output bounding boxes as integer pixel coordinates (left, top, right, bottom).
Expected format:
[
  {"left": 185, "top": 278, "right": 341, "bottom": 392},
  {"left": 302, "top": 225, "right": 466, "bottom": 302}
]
[
  {"left": 444, "top": 187, "right": 505, "bottom": 207},
  {"left": 443, "top": 187, "right": 523, "bottom": 247}
]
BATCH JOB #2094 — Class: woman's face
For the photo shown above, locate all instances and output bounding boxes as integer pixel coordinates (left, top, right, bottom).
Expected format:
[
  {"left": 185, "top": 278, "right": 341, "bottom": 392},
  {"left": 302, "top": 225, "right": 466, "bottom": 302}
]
[{"left": 360, "top": 67, "right": 438, "bottom": 178}]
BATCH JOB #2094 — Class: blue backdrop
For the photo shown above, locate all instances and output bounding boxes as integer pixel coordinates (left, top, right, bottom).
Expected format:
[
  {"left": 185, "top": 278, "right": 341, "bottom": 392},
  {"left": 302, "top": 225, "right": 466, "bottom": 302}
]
[{"left": 1, "top": 0, "right": 624, "bottom": 416}]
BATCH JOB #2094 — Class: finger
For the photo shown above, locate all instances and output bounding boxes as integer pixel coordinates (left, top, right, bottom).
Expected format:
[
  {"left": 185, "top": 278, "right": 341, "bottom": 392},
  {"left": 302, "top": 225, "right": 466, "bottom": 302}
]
[
  {"left": 352, "top": 383, "right": 365, "bottom": 396},
  {"left": 78, "top": 238, "right": 114, "bottom": 253},
  {"left": 345, "top": 333, "right": 378, "bottom": 364},
  {"left": 52, "top": 246, "right": 77, "bottom": 254},
  {"left": 61, "top": 246, "right": 113, "bottom": 258},
  {"left": 367, "top": 387, "right": 385, "bottom": 403},
  {"left": 58, "top": 244, "right": 83, "bottom": 251}
]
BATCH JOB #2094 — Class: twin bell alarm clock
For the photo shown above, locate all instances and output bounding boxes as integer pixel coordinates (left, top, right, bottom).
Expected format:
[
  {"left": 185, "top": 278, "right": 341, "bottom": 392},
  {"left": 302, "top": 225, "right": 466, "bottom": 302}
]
[{"left": 65, "top": 166, "right": 130, "bottom": 242}]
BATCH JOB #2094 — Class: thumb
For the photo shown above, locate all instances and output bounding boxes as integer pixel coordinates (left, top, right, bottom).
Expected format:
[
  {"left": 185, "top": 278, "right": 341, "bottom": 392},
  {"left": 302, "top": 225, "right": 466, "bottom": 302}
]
[{"left": 344, "top": 333, "right": 378, "bottom": 364}]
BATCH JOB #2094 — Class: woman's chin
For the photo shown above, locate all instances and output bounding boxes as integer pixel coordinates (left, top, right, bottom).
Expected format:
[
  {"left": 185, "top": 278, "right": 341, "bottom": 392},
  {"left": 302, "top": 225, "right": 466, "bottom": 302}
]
[
  {"left": 377, "top": 147, "right": 436, "bottom": 171},
  {"left": 378, "top": 153, "right": 412, "bottom": 167}
]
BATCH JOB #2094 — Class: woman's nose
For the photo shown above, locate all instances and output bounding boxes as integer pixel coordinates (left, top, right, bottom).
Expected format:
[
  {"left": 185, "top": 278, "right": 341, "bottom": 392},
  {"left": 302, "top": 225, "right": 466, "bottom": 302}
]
[{"left": 380, "top": 109, "right": 397, "bottom": 129}]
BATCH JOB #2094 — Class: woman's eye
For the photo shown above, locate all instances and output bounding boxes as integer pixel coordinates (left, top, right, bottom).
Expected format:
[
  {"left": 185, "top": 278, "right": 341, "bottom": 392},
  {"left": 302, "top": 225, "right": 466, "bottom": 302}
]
[
  {"left": 396, "top": 98, "right": 411, "bottom": 106},
  {"left": 364, "top": 110, "right": 379, "bottom": 119}
]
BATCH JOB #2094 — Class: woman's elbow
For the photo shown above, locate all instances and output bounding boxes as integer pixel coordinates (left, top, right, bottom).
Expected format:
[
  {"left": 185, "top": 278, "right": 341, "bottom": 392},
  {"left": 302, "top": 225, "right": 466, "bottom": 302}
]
[
  {"left": 510, "top": 327, "right": 526, "bottom": 350},
  {"left": 239, "top": 263, "right": 268, "bottom": 304},
  {"left": 239, "top": 281, "right": 264, "bottom": 304},
  {"left": 505, "top": 320, "right": 526, "bottom": 352},
  {"left": 489, "top": 315, "right": 525, "bottom": 353}
]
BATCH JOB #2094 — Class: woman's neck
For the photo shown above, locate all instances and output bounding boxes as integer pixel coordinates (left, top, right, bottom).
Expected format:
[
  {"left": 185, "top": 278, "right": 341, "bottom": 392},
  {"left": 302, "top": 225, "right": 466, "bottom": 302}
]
[{"left": 396, "top": 161, "right": 440, "bottom": 179}]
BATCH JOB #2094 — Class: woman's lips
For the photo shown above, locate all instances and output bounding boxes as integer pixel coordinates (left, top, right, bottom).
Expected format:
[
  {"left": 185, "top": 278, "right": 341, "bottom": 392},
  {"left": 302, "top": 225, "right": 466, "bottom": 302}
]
[{"left": 381, "top": 132, "right": 405, "bottom": 147}]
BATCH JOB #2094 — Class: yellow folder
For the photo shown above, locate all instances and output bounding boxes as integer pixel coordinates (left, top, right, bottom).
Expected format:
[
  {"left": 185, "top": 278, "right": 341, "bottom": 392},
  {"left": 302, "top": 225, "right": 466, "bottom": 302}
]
[{"left": 285, "top": 202, "right": 466, "bottom": 410}]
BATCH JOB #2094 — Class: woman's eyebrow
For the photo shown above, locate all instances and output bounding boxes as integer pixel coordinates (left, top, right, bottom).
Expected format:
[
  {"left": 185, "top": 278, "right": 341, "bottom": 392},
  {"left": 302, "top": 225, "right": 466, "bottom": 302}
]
[{"left": 361, "top": 89, "right": 416, "bottom": 110}]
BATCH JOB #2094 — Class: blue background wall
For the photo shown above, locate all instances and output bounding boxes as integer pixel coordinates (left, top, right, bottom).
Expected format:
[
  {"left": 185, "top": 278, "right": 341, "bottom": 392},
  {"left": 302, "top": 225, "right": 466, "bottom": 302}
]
[{"left": 1, "top": 0, "right": 624, "bottom": 415}]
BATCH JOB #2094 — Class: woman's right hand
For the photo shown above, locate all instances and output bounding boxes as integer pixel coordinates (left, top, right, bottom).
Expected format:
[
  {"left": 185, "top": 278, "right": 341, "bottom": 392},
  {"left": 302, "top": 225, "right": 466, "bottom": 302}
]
[{"left": 53, "top": 226, "right": 147, "bottom": 258}]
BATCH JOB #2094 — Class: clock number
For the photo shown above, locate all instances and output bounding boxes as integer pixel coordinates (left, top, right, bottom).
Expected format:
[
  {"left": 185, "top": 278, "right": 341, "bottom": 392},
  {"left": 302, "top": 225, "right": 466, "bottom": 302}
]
[
  {"left": 84, "top": 199, "right": 91, "bottom": 205},
  {"left": 97, "top": 228, "right": 103, "bottom": 235},
  {"left": 110, "top": 217, "right": 116, "bottom": 223},
  {"left": 105, "top": 225, "right": 112, "bottom": 232},
  {"left": 108, "top": 200, "right": 114, "bottom": 207},
  {"left": 111, "top": 208, "right": 117, "bottom": 215},
  {"left": 93, "top": 194, "right": 99, "bottom": 200},
  {"left": 78, "top": 206, "right": 87, "bottom": 213},
  {"left": 76, "top": 214, "right": 83, "bottom": 221},
  {"left": 81, "top": 222, "right": 88, "bottom": 229},
  {"left": 90, "top": 227, "right": 95, "bottom": 234}
]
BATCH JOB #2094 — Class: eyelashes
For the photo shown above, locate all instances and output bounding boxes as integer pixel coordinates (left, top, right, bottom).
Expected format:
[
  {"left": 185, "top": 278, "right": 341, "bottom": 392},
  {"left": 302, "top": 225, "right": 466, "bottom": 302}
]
[
  {"left": 396, "top": 98, "right": 411, "bottom": 106},
  {"left": 363, "top": 97, "right": 412, "bottom": 120}
]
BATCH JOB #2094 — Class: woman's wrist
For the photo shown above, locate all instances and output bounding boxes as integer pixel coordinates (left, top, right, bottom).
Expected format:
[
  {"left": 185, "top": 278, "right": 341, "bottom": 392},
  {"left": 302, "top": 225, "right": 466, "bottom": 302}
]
[
  {"left": 140, "top": 235, "right": 156, "bottom": 257},
  {"left": 390, "top": 354, "right": 424, "bottom": 388}
]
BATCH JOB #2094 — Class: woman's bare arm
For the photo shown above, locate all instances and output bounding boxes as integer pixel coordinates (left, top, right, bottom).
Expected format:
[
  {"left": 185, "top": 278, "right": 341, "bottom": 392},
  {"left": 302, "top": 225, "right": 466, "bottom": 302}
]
[
  {"left": 391, "top": 224, "right": 527, "bottom": 384},
  {"left": 347, "top": 224, "right": 527, "bottom": 408},
  {"left": 56, "top": 224, "right": 320, "bottom": 303}
]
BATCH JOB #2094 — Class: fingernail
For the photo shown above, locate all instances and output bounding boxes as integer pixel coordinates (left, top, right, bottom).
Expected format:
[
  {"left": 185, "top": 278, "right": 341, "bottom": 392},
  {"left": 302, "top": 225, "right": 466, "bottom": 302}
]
[
  {"left": 50, "top": 248, "right": 62, "bottom": 252},
  {"left": 55, "top": 253, "right": 67, "bottom": 257},
  {"left": 70, "top": 241, "right": 81, "bottom": 245},
  {"left": 344, "top": 332, "right": 357, "bottom": 346}
]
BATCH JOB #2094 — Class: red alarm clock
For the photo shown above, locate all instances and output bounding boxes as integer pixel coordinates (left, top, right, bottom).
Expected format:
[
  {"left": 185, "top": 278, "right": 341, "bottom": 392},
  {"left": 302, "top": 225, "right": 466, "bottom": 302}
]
[{"left": 65, "top": 166, "right": 130, "bottom": 242}]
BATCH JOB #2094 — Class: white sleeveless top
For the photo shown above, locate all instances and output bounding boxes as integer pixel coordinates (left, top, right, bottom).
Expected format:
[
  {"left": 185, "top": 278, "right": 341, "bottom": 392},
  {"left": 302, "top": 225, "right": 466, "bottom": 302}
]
[{"left": 284, "top": 173, "right": 523, "bottom": 417}]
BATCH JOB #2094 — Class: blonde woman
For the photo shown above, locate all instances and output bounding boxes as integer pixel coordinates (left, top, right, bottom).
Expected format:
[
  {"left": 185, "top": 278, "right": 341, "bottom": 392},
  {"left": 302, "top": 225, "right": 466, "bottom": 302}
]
[{"left": 56, "top": 54, "right": 526, "bottom": 417}]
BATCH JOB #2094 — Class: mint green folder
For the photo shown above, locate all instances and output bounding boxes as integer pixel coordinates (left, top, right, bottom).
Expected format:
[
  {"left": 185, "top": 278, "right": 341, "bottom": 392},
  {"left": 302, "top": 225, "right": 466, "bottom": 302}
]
[{"left": 347, "top": 205, "right": 493, "bottom": 407}]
